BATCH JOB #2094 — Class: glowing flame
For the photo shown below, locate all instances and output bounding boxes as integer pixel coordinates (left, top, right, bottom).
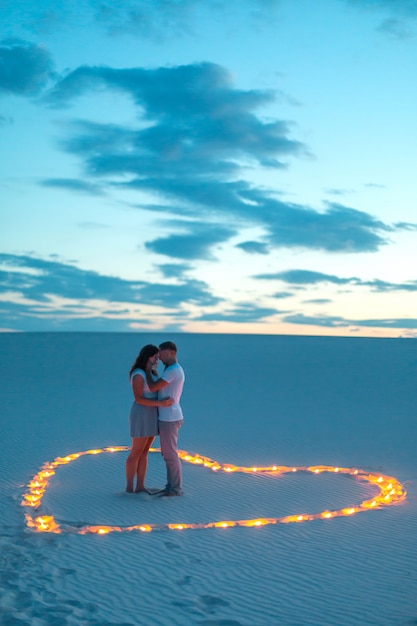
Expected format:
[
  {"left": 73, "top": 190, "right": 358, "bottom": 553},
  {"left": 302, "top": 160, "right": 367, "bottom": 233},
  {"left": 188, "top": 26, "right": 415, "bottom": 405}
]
[{"left": 22, "top": 446, "right": 407, "bottom": 534}]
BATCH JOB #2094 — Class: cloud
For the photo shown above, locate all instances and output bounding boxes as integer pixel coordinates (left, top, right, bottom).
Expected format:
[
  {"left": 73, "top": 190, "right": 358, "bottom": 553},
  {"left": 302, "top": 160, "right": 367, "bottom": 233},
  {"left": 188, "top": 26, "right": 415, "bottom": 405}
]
[
  {"left": 353, "top": 317, "right": 417, "bottom": 328},
  {"left": 3, "top": 0, "right": 283, "bottom": 40},
  {"left": 4, "top": 1, "right": 417, "bottom": 45},
  {"left": 145, "top": 222, "right": 236, "bottom": 260},
  {"left": 283, "top": 312, "right": 417, "bottom": 330},
  {"left": 157, "top": 263, "right": 193, "bottom": 279},
  {"left": 47, "top": 62, "right": 302, "bottom": 168},
  {"left": 197, "top": 302, "right": 280, "bottom": 323},
  {"left": 255, "top": 268, "right": 417, "bottom": 292},
  {"left": 377, "top": 17, "right": 413, "bottom": 38},
  {"left": 0, "top": 39, "right": 54, "bottom": 96},
  {"left": 364, "top": 182, "right": 386, "bottom": 189},
  {"left": 93, "top": 0, "right": 286, "bottom": 38},
  {"left": 0, "top": 2, "right": 95, "bottom": 37},
  {"left": 93, "top": 0, "right": 197, "bottom": 39},
  {"left": 253, "top": 197, "right": 391, "bottom": 252},
  {"left": 283, "top": 313, "right": 348, "bottom": 328},
  {"left": 342, "top": 0, "right": 417, "bottom": 38},
  {"left": 138, "top": 280, "right": 219, "bottom": 306},
  {"left": 0, "top": 253, "right": 219, "bottom": 309},
  {"left": 43, "top": 61, "right": 399, "bottom": 255},
  {"left": 0, "top": 114, "right": 13, "bottom": 125},
  {"left": 1, "top": 254, "right": 416, "bottom": 331},
  {"left": 324, "top": 188, "right": 355, "bottom": 196},
  {"left": 256, "top": 269, "right": 357, "bottom": 285},
  {"left": 0, "top": 300, "right": 149, "bottom": 332},
  {"left": 40, "top": 178, "right": 105, "bottom": 195},
  {"left": 140, "top": 183, "right": 391, "bottom": 253},
  {"left": 236, "top": 241, "right": 270, "bottom": 254},
  {"left": 394, "top": 221, "right": 417, "bottom": 231},
  {"left": 272, "top": 291, "right": 294, "bottom": 299}
]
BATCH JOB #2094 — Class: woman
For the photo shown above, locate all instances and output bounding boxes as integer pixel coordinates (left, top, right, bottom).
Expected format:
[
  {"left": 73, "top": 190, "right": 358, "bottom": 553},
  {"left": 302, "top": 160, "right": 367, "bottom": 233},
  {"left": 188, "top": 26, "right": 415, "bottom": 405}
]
[{"left": 125, "top": 344, "right": 174, "bottom": 493}]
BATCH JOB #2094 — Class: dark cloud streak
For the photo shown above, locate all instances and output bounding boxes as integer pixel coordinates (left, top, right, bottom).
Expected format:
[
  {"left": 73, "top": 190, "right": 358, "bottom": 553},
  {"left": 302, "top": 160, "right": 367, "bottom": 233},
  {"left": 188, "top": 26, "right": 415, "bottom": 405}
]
[
  {"left": 1, "top": 255, "right": 416, "bottom": 331},
  {"left": 40, "top": 177, "right": 105, "bottom": 194},
  {"left": 255, "top": 268, "right": 417, "bottom": 292},
  {"left": 197, "top": 303, "right": 280, "bottom": 323},
  {"left": 0, "top": 253, "right": 220, "bottom": 308},
  {"left": 43, "top": 61, "right": 398, "bottom": 255},
  {"left": 0, "top": 40, "right": 54, "bottom": 95},
  {"left": 145, "top": 223, "right": 236, "bottom": 260},
  {"left": 283, "top": 312, "right": 417, "bottom": 330}
]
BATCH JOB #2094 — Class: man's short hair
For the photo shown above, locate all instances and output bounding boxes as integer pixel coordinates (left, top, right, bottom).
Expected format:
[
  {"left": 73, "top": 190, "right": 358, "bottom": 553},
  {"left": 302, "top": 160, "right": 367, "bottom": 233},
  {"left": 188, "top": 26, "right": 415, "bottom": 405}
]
[{"left": 159, "top": 341, "right": 177, "bottom": 352}]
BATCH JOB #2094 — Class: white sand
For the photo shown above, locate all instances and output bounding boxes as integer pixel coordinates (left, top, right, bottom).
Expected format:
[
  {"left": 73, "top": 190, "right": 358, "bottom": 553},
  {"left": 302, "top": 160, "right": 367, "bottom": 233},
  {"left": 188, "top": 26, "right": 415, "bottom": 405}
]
[{"left": 1, "top": 332, "right": 416, "bottom": 625}]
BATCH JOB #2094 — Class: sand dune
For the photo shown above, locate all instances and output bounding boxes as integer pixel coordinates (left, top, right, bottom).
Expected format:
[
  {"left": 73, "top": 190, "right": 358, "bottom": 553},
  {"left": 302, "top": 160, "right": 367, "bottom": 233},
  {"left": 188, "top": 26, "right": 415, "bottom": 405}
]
[{"left": 1, "top": 333, "right": 416, "bottom": 625}]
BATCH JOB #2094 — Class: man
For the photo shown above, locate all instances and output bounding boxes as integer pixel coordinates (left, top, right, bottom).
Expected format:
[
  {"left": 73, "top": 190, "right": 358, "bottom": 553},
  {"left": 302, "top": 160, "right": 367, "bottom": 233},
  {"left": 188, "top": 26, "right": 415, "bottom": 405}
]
[{"left": 146, "top": 341, "right": 185, "bottom": 496}]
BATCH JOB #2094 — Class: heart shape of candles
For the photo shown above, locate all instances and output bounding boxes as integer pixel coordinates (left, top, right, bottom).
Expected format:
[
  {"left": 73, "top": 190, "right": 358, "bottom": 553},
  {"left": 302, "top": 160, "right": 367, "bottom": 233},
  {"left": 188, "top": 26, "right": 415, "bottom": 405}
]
[{"left": 22, "top": 446, "right": 406, "bottom": 534}]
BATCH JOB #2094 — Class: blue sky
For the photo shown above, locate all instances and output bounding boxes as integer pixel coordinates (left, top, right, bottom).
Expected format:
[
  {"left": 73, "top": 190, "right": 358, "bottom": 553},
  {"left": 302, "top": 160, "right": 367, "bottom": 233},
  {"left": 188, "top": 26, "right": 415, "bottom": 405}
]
[{"left": 1, "top": 0, "right": 417, "bottom": 335}]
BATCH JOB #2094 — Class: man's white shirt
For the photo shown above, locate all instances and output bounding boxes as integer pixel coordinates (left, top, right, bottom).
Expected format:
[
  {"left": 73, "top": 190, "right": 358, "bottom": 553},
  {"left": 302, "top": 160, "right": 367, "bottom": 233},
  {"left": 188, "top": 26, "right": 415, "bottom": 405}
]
[{"left": 158, "top": 362, "right": 185, "bottom": 422}]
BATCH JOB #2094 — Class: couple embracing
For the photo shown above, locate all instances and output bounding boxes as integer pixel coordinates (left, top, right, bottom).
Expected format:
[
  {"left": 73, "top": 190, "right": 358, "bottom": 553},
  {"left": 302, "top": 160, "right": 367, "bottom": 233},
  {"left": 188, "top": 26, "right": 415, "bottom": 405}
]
[{"left": 125, "top": 341, "right": 185, "bottom": 497}]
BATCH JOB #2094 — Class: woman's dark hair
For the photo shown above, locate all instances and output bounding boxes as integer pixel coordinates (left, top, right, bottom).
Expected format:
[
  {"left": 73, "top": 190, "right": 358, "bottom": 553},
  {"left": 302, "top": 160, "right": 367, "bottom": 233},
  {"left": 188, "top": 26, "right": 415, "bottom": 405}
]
[{"left": 129, "top": 344, "right": 159, "bottom": 378}]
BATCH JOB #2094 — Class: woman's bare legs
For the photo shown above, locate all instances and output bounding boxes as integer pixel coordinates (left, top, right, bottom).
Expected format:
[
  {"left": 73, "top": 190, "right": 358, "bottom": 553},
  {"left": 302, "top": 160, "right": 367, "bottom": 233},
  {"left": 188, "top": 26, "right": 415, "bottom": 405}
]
[
  {"left": 125, "top": 436, "right": 155, "bottom": 492},
  {"left": 135, "top": 436, "right": 155, "bottom": 492}
]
